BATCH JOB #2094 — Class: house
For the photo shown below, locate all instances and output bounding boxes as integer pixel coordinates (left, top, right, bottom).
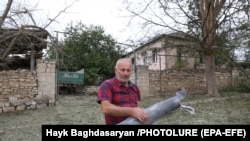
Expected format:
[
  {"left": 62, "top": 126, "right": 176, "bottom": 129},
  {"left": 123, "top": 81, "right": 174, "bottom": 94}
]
[
  {"left": 124, "top": 33, "right": 202, "bottom": 71},
  {"left": 121, "top": 33, "right": 239, "bottom": 96}
]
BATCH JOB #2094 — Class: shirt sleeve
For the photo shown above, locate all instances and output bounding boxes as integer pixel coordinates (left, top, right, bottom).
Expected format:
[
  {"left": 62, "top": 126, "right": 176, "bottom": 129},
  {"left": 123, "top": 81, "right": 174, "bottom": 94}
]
[
  {"left": 135, "top": 85, "right": 141, "bottom": 102},
  {"left": 97, "top": 80, "right": 112, "bottom": 104}
]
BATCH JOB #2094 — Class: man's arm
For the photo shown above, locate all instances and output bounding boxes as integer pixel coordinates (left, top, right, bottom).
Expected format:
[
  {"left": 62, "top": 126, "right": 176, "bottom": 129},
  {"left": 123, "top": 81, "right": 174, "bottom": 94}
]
[{"left": 100, "top": 100, "right": 148, "bottom": 123}]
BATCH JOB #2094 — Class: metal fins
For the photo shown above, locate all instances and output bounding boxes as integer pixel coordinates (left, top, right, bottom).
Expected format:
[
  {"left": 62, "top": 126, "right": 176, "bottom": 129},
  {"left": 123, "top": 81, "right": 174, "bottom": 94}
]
[
  {"left": 180, "top": 104, "right": 195, "bottom": 115},
  {"left": 176, "top": 87, "right": 187, "bottom": 100}
]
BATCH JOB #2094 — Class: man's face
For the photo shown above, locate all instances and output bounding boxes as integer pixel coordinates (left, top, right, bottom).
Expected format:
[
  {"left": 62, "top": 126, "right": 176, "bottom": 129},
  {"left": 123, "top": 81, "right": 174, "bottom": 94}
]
[{"left": 115, "top": 60, "right": 132, "bottom": 84}]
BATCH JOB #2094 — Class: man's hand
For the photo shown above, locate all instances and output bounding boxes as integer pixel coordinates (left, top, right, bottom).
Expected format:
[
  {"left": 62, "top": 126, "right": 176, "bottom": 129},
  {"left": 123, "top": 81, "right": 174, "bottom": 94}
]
[{"left": 131, "top": 107, "right": 148, "bottom": 123}]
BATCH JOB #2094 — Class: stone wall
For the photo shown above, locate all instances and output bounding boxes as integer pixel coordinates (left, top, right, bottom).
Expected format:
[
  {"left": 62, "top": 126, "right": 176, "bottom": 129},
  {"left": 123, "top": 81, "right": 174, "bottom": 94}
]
[
  {"left": 83, "top": 86, "right": 99, "bottom": 94},
  {"left": 88, "top": 66, "right": 235, "bottom": 98},
  {"left": 133, "top": 65, "right": 150, "bottom": 97},
  {"left": 0, "top": 59, "right": 240, "bottom": 114},
  {"left": 36, "top": 59, "right": 56, "bottom": 105},
  {"left": 132, "top": 67, "right": 234, "bottom": 97},
  {"left": 0, "top": 59, "right": 56, "bottom": 113}
]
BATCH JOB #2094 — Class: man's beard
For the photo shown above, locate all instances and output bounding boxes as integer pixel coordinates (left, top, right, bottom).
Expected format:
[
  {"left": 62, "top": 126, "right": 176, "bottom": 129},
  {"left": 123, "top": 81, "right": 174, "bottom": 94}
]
[{"left": 117, "top": 76, "right": 129, "bottom": 84}]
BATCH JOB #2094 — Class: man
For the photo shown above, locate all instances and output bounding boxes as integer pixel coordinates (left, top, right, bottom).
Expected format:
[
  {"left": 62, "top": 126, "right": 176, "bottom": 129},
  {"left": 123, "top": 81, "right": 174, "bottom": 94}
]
[{"left": 97, "top": 58, "right": 148, "bottom": 125}]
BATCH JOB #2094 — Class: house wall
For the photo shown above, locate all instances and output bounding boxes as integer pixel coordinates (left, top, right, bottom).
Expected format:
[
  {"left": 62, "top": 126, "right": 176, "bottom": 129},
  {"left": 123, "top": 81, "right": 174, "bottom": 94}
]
[
  {"left": 0, "top": 59, "right": 56, "bottom": 113},
  {"left": 127, "top": 37, "right": 197, "bottom": 71}
]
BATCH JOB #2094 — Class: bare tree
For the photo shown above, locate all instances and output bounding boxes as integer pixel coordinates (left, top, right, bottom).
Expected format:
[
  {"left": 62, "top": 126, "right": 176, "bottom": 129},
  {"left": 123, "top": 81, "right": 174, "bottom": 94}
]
[
  {"left": 0, "top": 0, "right": 13, "bottom": 27},
  {"left": 0, "top": 0, "right": 77, "bottom": 70},
  {"left": 199, "top": 0, "right": 225, "bottom": 96},
  {"left": 122, "top": 0, "right": 250, "bottom": 96}
]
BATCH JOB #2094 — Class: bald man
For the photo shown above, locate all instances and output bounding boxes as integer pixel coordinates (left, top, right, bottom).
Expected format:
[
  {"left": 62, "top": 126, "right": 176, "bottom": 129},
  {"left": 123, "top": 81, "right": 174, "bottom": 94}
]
[{"left": 97, "top": 58, "right": 148, "bottom": 125}]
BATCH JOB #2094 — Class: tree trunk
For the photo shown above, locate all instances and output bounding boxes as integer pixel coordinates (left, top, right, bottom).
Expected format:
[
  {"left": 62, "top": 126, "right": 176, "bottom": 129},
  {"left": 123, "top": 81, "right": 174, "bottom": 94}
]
[
  {"left": 205, "top": 53, "right": 219, "bottom": 97},
  {"left": 0, "top": 0, "right": 13, "bottom": 27},
  {"left": 200, "top": 0, "right": 225, "bottom": 97}
]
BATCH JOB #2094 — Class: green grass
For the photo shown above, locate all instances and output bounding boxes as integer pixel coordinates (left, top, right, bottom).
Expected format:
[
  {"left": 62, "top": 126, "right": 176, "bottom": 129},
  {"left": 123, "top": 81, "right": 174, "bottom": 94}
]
[
  {"left": 0, "top": 92, "right": 249, "bottom": 141},
  {"left": 140, "top": 92, "right": 250, "bottom": 124}
]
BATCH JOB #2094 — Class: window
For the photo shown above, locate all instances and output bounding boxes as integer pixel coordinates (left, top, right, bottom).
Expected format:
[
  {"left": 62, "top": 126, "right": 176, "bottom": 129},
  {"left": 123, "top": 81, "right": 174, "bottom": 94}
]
[
  {"left": 152, "top": 49, "right": 157, "bottom": 63},
  {"left": 143, "top": 57, "right": 147, "bottom": 65},
  {"left": 141, "top": 51, "right": 147, "bottom": 65},
  {"left": 177, "top": 52, "right": 185, "bottom": 61},
  {"left": 131, "top": 57, "right": 135, "bottom": 65}
]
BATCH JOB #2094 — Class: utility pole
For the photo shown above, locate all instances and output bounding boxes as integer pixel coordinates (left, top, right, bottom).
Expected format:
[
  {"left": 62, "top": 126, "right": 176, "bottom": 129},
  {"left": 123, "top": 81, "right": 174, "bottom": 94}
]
[
  {"left": 54, "top": 31, "right": 59, "bottom": 102},
  {"left": 54, "top": 30, "right": 69, "bottom": 101}
]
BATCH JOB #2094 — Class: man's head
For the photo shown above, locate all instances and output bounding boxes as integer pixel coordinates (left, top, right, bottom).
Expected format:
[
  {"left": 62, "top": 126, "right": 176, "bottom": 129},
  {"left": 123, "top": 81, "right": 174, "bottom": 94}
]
[{"left": 115, "top": 58, "right": 132, "bottom": 85}]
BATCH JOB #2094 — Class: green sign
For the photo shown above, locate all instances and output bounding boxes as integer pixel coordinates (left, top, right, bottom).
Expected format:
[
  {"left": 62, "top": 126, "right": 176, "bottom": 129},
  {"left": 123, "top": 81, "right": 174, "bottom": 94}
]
[{"left": 57, "top": 71, "right": 84, "bottom": 84}]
